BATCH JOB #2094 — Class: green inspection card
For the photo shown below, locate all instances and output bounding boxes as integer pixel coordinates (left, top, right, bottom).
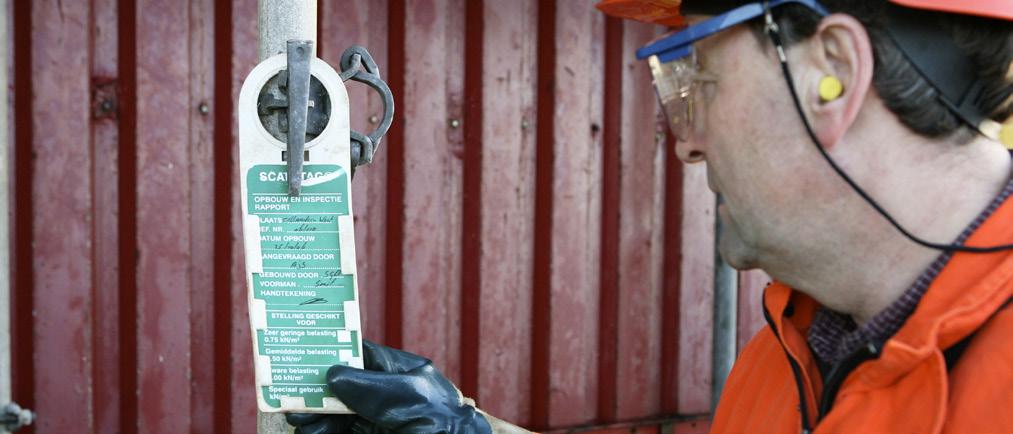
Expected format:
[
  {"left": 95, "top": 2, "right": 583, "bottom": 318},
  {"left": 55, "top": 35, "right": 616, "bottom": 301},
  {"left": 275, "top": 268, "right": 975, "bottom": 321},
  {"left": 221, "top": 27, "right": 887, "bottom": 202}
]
[{"left": 245, "top": 164, "right": 363, "bottom": 410}]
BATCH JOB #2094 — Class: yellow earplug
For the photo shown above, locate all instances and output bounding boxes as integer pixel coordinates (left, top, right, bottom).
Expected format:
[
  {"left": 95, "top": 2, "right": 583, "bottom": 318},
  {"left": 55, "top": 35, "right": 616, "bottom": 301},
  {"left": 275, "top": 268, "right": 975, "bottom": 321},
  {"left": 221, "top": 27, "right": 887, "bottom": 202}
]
[
  {"left": 819, "top": 76, "right": 844, "bottom": 102},
  {"left": 1000, "top": 122, "right": 1013, "bottom": 150}
]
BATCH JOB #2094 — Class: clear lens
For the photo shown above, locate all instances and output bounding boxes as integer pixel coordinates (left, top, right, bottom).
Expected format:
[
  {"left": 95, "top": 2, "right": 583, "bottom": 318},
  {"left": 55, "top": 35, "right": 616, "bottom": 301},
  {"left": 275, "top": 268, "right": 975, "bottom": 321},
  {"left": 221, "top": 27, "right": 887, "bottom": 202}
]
[{"left": 648, "top": 53, "right": 706, "bottom": 142}]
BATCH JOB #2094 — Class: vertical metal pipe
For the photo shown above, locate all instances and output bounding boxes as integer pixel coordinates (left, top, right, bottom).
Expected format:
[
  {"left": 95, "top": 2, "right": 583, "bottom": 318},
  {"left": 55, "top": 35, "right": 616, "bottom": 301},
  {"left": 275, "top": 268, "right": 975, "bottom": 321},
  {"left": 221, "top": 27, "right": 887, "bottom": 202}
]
[
  {"left": 711, "top": 195, "right": 738, "bottom": 412},
  {"left": 258, "top": 0, "right": 317, "bottom": 61},
  {"left": 0, "top": 0, "right": 10, "bottom": 412},
  {"left": 255, "top": 2, "right": 317, "bottom": 432}
]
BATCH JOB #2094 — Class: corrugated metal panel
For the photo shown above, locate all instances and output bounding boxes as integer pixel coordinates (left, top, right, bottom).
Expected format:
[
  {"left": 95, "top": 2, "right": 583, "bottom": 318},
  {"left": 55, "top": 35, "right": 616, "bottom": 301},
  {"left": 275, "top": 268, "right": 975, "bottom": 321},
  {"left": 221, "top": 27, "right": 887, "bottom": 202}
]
[
  {"left": 8, "top": 0, "right": 769, "bottom": 432},
  {"left": 229, "top": 1, "right": 259, "bottom": 433},
  {"left": 540, "top": 0, "right": 604, "bottom": 427},
  {"left": 92, "top": 0, "right": 123, "bottom": 432},
  {"left": 474, "top": 0, "right": 537, "bottom": 423},
  {"left": 23, "top": 1, "right": 94, "bottom": 432},
  {"left": 614, "top": 19, "right": 665, "bottom": 421},
  {"left": 398, "top": 0, "right": 466, "bottom": 386}
]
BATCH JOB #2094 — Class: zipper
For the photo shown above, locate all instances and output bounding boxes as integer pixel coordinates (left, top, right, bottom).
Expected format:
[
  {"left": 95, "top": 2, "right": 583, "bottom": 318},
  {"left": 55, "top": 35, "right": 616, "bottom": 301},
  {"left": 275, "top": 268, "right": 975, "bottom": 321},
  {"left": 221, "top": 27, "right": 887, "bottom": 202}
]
[
  {"left": 817, "top": 341, "right": 881, "bottom": 419},
  {"left": 762, "top": 303, "right": 814, "bottom": 433}
]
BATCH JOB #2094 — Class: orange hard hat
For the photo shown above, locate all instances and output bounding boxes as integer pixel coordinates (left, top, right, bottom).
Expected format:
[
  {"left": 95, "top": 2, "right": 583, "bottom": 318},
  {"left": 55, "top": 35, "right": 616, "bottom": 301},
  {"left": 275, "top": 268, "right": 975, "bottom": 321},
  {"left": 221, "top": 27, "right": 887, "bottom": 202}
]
[
  {"left": 594, "top": 0, "right": 685, "bottom": 26},
  {"left": 595, "top": 0, "right": 1013, "bottom": 24},
  {"left": 891, "top": 0, "right": 1013, "bottom": 20}
]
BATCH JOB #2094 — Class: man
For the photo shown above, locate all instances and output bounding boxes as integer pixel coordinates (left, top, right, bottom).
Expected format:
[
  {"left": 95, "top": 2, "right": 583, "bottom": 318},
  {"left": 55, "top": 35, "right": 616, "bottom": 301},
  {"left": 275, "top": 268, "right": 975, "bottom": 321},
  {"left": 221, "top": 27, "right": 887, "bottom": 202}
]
[{"left": 289, "top": 1, "right": 1013, "bottom": 432}]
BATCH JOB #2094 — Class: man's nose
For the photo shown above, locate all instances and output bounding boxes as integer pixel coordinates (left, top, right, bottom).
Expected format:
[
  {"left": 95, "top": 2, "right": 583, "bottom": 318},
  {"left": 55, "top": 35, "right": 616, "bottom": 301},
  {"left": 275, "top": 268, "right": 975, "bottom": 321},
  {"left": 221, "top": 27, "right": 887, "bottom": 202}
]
[{"left": 674, "top": 137, "right": 706, "bottom": 164}]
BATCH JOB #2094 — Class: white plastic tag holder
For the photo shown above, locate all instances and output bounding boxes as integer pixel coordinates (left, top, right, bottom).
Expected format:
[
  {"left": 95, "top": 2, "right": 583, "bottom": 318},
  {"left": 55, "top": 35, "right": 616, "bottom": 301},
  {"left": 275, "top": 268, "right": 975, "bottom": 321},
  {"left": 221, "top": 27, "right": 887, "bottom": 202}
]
[{"left": 238, "top": 52, "right": 364, "bottom": 414}]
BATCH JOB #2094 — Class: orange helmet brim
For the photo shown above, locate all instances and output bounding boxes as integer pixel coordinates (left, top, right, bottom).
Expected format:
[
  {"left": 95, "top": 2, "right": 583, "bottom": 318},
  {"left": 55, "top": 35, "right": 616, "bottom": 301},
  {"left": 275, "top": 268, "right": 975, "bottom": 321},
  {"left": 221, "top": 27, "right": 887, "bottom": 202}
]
[
  {"left": 597, "top": 0, "right": 1013, "bottom": 24},
  {"left": 890, "top": 0, "right": 1013, "bottom": 21},
  {"left": 595, "top": 0, "right": 686, "bottom": 27}
]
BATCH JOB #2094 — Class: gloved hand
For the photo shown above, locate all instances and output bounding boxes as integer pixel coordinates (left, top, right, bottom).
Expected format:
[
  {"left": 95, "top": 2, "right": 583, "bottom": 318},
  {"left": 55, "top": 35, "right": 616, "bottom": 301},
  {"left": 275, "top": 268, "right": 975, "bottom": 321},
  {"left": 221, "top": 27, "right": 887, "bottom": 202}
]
[{"left": 286, "top": 340, "right": 493, "bottom": 434}]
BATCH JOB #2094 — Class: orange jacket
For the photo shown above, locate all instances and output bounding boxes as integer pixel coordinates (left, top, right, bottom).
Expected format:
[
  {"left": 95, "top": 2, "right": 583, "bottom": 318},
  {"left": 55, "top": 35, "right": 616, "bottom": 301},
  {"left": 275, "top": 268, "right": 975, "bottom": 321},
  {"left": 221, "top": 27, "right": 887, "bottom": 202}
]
[{"left": 712, "top": 199, "right": 1013, "bottom": 433}]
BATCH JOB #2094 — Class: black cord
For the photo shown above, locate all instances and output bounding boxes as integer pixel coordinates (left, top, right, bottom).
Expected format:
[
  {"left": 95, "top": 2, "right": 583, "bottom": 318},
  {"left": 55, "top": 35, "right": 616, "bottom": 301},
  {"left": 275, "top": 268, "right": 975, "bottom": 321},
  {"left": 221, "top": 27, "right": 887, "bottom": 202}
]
[{"left": 763, "top": 11, "right": 1013, "bottom": 253}]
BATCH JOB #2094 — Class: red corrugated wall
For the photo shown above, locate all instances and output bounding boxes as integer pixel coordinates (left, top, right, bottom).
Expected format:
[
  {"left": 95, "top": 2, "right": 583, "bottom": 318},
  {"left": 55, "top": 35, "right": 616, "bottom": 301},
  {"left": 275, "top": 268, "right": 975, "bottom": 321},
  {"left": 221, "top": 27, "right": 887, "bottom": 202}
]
[{"left": 7, "top": 0, "right": 770, "bottom": 433}]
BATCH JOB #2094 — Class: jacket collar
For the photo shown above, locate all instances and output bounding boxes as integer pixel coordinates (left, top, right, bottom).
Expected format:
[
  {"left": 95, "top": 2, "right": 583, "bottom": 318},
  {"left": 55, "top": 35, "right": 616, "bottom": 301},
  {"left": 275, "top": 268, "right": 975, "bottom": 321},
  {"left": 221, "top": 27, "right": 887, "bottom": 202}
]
[
  {"left": 857, "top": 195, "right": 1013, "bottom": 387},
  {"left": 762, "top": 193, "right": 1013, "bottom": 387}
]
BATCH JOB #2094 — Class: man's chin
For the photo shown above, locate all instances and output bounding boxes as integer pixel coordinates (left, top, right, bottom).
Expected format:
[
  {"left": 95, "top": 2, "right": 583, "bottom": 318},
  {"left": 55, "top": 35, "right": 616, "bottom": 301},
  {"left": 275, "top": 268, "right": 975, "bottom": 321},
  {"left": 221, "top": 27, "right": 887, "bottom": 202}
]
[{"left": 717, "top": 237, "right": 757, "bottom": 271}]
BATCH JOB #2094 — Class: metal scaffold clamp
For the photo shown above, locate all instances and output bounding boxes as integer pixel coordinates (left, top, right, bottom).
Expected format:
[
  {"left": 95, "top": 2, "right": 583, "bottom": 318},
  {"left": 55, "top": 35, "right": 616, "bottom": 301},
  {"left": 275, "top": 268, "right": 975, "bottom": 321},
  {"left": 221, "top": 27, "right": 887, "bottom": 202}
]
[
  {"left": 257, "top": 42, "right": 394, "bottom": 195},
  {"left": 338, "top": 45, "right": 394, "bottom": 170}
]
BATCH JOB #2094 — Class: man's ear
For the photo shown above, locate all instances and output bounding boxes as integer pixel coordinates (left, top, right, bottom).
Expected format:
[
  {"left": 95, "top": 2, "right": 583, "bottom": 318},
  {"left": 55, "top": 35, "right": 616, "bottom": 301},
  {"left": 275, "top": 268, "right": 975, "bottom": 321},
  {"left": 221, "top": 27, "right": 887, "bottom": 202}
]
[{"left": 806, "top": 13, "right": 874, "bottom": 148}]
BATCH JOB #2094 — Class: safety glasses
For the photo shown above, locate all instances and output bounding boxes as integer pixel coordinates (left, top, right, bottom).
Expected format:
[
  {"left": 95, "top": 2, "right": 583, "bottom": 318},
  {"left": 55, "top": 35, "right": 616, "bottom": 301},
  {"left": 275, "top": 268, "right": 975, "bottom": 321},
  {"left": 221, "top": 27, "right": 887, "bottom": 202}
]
[
  {"left": 637, "top": 0, "right": 829, "bottom": 140},
  {"left": 646, "top": 50, "right": 717, "bottom": 141}
]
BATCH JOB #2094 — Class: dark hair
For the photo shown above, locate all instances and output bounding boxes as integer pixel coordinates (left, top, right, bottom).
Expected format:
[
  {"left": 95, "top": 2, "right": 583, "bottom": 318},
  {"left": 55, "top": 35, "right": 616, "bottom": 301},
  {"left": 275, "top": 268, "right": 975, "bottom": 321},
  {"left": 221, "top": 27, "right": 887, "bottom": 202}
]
[{"left": 754, "top": 1, "right": 1013, "bottom": 143}]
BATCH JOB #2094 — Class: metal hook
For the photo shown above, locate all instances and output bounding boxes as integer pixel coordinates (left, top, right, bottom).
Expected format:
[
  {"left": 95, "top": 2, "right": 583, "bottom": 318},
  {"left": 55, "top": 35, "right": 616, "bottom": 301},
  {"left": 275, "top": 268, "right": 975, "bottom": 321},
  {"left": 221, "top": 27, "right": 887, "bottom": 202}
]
[
  {"left": 338, "top": 45, "right": 395, "bottom": 170},
  {"left": 285, "top": 40, "right": 314, "bottom": 196}
]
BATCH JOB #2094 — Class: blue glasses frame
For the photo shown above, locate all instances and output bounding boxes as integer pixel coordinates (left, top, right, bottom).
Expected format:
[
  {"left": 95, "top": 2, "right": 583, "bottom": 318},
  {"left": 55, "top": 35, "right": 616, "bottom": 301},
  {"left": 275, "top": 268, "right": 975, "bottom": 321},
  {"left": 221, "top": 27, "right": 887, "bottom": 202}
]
[{"left": 636, "top": 0, "right": 830, "bottom": 63}]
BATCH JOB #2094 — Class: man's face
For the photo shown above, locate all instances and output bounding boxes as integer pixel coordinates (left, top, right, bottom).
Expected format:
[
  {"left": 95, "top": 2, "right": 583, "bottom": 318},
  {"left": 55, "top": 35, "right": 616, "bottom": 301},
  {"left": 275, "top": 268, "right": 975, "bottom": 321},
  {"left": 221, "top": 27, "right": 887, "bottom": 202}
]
[{"left": 677, "top": 22, "right": 842, "bottom": 272}]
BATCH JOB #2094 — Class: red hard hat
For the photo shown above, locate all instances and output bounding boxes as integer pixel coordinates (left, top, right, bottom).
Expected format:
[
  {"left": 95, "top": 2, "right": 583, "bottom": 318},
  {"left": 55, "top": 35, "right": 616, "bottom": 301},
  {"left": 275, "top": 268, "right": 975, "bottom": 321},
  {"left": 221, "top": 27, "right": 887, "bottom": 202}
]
[{"left": 596, "top": 0, "right": 1013, "bottom": 24}]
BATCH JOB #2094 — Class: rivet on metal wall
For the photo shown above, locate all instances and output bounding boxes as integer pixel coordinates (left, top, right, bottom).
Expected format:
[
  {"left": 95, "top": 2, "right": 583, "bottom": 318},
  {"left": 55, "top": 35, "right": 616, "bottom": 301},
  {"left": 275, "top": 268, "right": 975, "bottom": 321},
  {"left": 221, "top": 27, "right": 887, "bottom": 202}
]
[
  {"left": 449, "top": 118, "right": 461, "bottom": 129},
  {"left": 368, "top": 115, "right": 379, "bottom": 125},
  {"left": 91, "top": 79, "right": 120, "bottom": 120},
  {"left": 198, "top": 102, "right": 210, "bottom": 115},
  {"left": 521, "top": 119, "right": 529, "bottom": 130}
]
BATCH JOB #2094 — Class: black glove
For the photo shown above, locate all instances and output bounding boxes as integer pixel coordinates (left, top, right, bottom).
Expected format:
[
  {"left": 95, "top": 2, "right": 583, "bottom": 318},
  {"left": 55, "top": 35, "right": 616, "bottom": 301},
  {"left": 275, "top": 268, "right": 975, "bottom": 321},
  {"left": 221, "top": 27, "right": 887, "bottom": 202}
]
[{"left": 286, "top": 340, "right": 492, "bottom": 434}]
